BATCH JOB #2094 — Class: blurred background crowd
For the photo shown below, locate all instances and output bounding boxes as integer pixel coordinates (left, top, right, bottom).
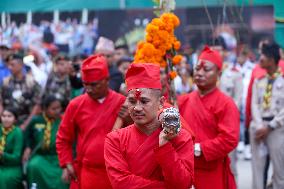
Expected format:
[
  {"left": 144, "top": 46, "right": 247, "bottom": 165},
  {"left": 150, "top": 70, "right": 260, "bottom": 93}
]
[{"left": 0, "top": 0, "right": 284, "bottom": 189}]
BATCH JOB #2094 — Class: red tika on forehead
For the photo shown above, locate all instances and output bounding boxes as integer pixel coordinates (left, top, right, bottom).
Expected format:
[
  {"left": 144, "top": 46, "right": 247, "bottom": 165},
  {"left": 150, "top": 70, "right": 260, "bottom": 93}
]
[
  {"left": 198, "top": 45, "right": 223, "bottom": 70},
  {"left": 200, "top": 60, "right": 206, "bottom": 68},
  {"left": 134, "top": 89, "right": 142, "bottom": 100}
]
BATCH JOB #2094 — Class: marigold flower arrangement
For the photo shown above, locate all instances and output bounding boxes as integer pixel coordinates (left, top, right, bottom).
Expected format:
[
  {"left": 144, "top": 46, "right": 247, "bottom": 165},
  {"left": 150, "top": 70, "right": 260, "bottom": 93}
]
[
  {"left": 133, "top": 9, "right": 182, "bottom": 105},
  {"left": 134, "top": 12, "right": 182, "bottom": 74}
]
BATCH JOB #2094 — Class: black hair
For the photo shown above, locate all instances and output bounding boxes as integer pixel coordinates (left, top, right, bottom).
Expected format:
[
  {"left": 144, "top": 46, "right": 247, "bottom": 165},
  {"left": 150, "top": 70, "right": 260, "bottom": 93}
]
[
  {"left": 115, "top": 44, "right": 129, "bottom": 51},
  {"left": 0, "top": 45, "right": 10, "bottom": 50},
  {"left": 72, "top": 54, "right": 88, "bottom": 62},
  {"left": 261, "top": 43, "right": 280, "bottom": 65},
  {"left": 41, "top": 95, "right": 61, "bottom": 110},
  {"left": 54, "top": 53, "right": 70, "bottom": 63},
  {"left": 117, "top": 56, "right": 133, "bottom": 67},
  {"left": 7, "top": 53, "right": 24, "bottom": 63},
  {"left": 3, "top": 107, "right": 18, "bottom": 121},
  {"left": 208, "top": 36, "right": 228, "bottom": 50}
]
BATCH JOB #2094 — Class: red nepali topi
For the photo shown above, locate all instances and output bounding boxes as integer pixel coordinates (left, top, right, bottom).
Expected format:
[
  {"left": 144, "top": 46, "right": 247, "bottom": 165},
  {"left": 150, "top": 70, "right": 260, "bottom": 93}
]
[
  {"left": 81, "top": 54, "right": 109, "bottom": 82},
  {"left": 125, "top": 63, "right": 162, "bottom": 91},
  {"left": 199, "top": 45, "right": 223, "bottom": 70}
]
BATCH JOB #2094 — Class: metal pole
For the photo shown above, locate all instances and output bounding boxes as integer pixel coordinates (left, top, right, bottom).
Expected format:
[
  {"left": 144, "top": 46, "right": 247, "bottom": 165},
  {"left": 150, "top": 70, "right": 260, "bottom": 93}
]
[
  {"left": 27, "top": 11, "right": 32, "bottom": 24},
  {"left": 119, "top": 0, "right": 126, "bottom": 9},
  {"left": 81, "top": 8, "right": 88, "bottom": 24},
  {"left": 1, "top": 12, "right": 6, "bottom": 28},
  {"left": 53, "top": 10, "right": 59, "bottom": 24},
  {"left": 7, "top": 13, "right": 10, "bottom": 26}
]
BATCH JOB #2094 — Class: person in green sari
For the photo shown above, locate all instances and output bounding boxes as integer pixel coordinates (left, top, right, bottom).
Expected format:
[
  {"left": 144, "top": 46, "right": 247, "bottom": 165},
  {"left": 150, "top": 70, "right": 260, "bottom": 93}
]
[
  {"left": 23, "top": 95, "right": 69, "bottom": 189},
  {"left": 0, "top": 107, "right": 24, "bottom": 189}
]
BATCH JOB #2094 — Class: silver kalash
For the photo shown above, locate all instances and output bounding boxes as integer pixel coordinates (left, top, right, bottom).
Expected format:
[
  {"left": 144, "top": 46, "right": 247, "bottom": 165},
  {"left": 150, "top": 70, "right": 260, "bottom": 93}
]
[{"left": 160, "top": 107, "right": 181, "bottom": 135}]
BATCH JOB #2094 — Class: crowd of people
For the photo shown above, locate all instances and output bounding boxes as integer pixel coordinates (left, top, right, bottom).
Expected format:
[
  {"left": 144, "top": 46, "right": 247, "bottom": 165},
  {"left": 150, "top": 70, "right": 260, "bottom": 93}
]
[
  {"left": 1, "top": 19, "right": 98, "bottom": 57},
  {"left": 0, "top": 18, "right": 284, "bottom": 189}
]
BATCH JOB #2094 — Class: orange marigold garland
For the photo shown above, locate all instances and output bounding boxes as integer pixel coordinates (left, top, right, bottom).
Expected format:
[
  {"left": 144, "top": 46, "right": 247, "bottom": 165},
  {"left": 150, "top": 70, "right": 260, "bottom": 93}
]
[
  {"left": 134, "top": 12, "right": 181, "bottom": 68},
  {"left": 133, "top": 11, "right": 182, "bottom": 105},
  {"left": 172, "top": 55, "right": 183, "bottom": 65},
  {"left": 169, "top": 71, "right": 178, "bottom": 80}
]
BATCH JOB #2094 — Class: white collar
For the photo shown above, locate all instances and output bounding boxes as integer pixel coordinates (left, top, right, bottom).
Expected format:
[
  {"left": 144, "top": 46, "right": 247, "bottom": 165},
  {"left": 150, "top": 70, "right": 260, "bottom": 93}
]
[{"left": 97, "top": 97, "right": 106, "bottom": 104}]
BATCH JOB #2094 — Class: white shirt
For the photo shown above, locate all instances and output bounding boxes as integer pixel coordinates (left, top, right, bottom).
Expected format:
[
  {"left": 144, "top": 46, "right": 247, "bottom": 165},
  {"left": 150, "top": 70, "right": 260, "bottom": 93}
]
[{"left": 236, "top": 60, "right": 255, "bottom": 108}]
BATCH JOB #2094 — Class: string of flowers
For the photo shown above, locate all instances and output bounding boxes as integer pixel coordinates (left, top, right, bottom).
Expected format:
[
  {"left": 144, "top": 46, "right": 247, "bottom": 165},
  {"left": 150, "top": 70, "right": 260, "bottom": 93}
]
[{"left": 133, "top": 0, "right": 182, "bottom": 105}]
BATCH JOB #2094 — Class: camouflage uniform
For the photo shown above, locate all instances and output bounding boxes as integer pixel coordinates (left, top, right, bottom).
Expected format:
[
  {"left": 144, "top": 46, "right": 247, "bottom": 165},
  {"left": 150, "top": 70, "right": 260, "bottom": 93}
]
[
  {"left": 219, "top": 64, "right": 243, "bottom": 182},
  {"left": 250, "top": 71, "right": 284, "bottom": 189},
  {"left": 0, "top": 74, "right": 41, "bottom": 123},
  {"left": 43, "top": 72, "right": 71, "bottom": 109}
]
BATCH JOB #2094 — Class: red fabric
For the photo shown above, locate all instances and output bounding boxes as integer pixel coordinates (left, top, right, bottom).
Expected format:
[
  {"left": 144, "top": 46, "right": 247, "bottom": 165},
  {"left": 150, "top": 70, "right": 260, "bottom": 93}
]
[
  {"left": 104, "top": 125, "right": 194, "bottom": 189},
  {"left": 81, "top": 54, "right": 109, "bottom": 82},
  {"left": 245, "top": 60, "right": 284, "bottom": 128},
  {"left": 178, "top": 88, "right": 239, "bottom": 189},
  {"left": 280, "top": 59, "right": 284, "bottom": 69},
  {"left": 125, "top": 63, "right": 162, "bottom": 91},
  {"left": 56, "top": 90, "right": 125, "bottom": 189},
  {"left": 199, "top": 45, "right": 223, "bottom": 70},
  {"left": 80, "top": 165, "right": 112, "bottom": 189}
]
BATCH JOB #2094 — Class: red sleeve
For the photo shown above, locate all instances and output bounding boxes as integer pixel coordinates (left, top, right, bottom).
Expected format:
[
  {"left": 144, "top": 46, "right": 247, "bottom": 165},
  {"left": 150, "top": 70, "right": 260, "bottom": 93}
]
[
  {"left": 104, "top": 132, "right": 165, "bottom": 189},
  {"left": 201, "top": 100, "right": 240, "bottom": 161},
  {"left": 180, "top": 116, "right": 195, "bottom": 140},
  {"left": 245, "top": 76, "right": 255, "bottom": 128},
  {"left": 56, "top": 100, "right": 78, "bottom": 168},
  {"left": 154, "top": 131, "right": 194, "bottom": 189}
]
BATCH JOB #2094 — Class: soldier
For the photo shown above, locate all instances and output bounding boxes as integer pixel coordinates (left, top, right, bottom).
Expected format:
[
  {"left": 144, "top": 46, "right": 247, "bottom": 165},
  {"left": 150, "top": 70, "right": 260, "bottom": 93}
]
[
  {"left": 43, "top": 54, "right": 71, "bottom": 110},
  {"left": 250, "top": 43, "right": 284, "bottom": 189},
  {"left": 0, "top": 53, "right": 41, "bottom": 130}
]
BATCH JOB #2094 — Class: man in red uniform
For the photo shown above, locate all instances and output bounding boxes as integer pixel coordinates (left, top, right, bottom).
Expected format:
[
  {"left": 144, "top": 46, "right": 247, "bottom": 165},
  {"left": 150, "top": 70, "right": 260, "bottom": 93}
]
[
  {"left": 104, "top": 63, "right": 194, "bottom": 189},
  {"left": 56, "top": 54, "right": 125, "bottom": 189},
  {"left": 178, "top": 46, "right": 240, "bottom": 189}
]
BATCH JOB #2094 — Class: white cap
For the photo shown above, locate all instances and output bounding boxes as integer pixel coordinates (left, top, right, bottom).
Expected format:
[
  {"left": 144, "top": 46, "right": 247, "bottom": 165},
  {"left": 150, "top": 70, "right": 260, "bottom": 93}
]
[{"left": 95, "top": 36, "right": 114, "bottom": 53}]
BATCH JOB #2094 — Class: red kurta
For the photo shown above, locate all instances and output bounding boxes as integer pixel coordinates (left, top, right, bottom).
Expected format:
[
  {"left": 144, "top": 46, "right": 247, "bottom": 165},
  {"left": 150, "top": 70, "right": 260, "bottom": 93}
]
[
  {"left": 56, "top": 90, "right": 125, "bottom": 189},
  {"left": 178, "top": 88, "right": 239, "bottom": 189},
  {"left": 104, "top": 125, "right": 194, "bottom": 189}
]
